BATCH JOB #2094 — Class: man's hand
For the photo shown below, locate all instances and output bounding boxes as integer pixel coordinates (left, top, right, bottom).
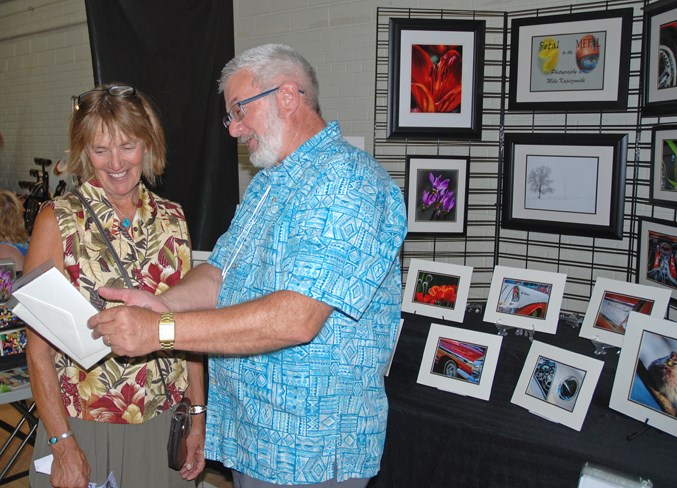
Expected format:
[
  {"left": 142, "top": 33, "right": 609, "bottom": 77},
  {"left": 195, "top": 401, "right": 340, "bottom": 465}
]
[
  {"left": 97, "top": 287, "right": 168, "bottom": 312},
  {"left": 88, "top": 306, "right": 160, "bottom": 357}
]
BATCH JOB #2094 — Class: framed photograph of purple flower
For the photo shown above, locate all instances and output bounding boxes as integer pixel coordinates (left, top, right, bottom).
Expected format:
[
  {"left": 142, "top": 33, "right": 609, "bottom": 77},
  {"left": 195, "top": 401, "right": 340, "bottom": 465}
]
[
  {"left": 386, "top": 18, "right": 485, "bottom": 140},
  {"left": 405, "top": 156, "right": 469, "bottom": 235}
]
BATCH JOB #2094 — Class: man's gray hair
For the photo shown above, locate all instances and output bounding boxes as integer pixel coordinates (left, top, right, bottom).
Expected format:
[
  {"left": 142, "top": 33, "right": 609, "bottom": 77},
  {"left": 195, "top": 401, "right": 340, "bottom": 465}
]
[{"left": 219, "top": 44, "right": 320, "bottom": 114}]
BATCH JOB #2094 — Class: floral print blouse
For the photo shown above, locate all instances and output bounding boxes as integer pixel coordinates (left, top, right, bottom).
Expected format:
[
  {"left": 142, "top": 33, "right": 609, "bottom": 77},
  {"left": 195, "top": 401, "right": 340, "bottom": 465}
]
[{"left": 48, "top": 179, "right": 192, "bottom": 424}]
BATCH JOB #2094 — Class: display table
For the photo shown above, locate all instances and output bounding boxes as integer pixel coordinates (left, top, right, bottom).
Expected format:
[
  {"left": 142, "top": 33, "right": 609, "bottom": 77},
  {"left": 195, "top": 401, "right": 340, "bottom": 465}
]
[{"left": 369, "top": 311, "right": 675, "bottom": 488}]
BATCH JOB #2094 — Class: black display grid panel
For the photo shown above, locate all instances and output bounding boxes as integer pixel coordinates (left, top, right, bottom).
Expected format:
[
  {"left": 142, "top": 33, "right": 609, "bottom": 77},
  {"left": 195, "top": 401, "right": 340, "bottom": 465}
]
[{"left": 373, "top": 0, "right": 676, "bottom": 316}]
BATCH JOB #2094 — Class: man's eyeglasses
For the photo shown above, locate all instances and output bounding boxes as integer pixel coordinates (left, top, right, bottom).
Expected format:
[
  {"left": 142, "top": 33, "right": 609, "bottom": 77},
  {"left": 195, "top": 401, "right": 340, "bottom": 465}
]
[
  {"left": 222, "top": 86, "right": 304, "bottom": 128},
  {"left": 76, "top": 85, "right": 137, "bottom": 110}
]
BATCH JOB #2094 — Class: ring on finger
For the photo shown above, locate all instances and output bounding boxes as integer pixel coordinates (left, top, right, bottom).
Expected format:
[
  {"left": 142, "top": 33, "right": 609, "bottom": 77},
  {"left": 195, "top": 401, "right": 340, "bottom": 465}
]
[{"left": 105, "top": 335, "right": 111, "bottom": 347}]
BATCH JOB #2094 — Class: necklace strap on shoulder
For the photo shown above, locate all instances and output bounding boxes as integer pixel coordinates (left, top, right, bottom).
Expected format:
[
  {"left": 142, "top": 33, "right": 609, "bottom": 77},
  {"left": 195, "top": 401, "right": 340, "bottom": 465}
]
[{"left": 71, "top": 188, "right": 172, "bottom": 403}]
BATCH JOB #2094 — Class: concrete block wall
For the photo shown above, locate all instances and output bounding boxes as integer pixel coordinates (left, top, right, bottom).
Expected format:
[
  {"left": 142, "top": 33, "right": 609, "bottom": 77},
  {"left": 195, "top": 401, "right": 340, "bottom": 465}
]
[
  {"left": 230, "top": 0, "right": 595, "bottom": 197},
  {"left": 0, "top": 0, "right": 583, "bottom": 198},
  {"left": 0, "top": 0, "right": 93, "bottom": 194}
]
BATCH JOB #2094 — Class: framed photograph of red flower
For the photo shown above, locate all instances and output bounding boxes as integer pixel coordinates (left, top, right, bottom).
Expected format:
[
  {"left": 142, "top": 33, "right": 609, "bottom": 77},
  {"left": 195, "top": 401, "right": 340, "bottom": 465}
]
[
  {"left": 404, "top": 156, "right": 469, "bottom": 235},
  {"left": 508, "top": 8, "right": 633, "bottom": 111},
  {"left": 386, "top": 18, "right": 485, "bottom": 139},
  {"left": 402, "top": 258, "right": 473, "bottom": 323}
]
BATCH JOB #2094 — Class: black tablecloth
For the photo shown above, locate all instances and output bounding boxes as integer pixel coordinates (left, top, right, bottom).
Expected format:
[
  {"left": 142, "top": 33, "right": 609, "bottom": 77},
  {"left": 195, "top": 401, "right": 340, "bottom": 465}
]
[{"left": 368, "top": 311, "right": 676, "bottom": 488}]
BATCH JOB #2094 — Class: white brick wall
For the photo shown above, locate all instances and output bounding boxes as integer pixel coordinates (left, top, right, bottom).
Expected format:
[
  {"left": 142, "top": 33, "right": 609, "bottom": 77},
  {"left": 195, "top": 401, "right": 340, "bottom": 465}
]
[
  {"left": 0, "top": 0, "right": 599, "bottom": 197},
  {"left": 231, "top": 0, "right": 600, "bottom": 197},
  {"left": 0, "top": 0, "right": 93, "bottom": 194}
]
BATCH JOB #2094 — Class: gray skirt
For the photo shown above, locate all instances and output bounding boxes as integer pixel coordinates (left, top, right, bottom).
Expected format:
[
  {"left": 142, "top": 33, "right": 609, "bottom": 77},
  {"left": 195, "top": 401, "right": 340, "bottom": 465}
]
[{"left": 29, "top": 410, "right": 196, "bottom": 488}]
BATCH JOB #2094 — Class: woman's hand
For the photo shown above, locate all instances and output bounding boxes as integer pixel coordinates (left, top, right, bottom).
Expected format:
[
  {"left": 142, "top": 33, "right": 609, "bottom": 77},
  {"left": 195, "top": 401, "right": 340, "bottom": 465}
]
[
  {"left": 49, "top": 438, "right": 90, "bottom": 488},
  {"left": 180, "top": 417, "right": 206, "bottom": 480}
]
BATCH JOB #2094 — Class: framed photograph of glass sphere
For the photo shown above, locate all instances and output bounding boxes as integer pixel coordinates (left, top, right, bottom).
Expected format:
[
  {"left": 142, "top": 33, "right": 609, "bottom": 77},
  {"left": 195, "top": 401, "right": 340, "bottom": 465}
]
[{"left": 508, "top": 8, "right": 633, "bottom": 111}]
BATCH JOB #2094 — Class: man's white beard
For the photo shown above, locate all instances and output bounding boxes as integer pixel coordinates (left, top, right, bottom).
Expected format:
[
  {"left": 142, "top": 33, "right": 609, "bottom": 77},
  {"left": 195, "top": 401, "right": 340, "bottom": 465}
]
[{"left": 248, "top": 102, "right": 283, "bottom": 169}]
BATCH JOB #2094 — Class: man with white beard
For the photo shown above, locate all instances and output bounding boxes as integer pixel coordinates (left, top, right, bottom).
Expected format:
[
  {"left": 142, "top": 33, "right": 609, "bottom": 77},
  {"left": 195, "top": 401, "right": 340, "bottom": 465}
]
[{"left": 89, "top": 43, "right": 407, "bottom": 488}]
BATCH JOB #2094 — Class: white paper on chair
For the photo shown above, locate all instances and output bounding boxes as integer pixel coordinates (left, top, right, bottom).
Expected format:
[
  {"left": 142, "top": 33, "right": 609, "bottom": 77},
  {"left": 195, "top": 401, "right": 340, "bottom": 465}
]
[{"left": 9, "top": 261, "right": 110, "bottom": 370}]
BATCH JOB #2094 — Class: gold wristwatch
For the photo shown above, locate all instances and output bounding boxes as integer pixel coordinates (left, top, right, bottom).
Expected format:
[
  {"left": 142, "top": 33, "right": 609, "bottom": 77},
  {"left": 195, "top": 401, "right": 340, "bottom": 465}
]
[{"left": 158, "top": 312, "right": 175, "bottom": 350}]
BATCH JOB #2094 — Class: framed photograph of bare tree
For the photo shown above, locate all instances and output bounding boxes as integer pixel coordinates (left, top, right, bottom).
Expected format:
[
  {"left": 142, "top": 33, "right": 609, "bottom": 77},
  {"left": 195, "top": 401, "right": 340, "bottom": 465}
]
[{"left": 501, "top": 133, "right": 627, "bottom": 239}]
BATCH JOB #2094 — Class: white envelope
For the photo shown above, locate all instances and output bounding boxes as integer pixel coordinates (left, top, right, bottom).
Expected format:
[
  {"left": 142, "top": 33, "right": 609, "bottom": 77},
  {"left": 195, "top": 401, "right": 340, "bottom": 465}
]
[{"left": 10, "top": 264, "right": 111, "bottom": 370}]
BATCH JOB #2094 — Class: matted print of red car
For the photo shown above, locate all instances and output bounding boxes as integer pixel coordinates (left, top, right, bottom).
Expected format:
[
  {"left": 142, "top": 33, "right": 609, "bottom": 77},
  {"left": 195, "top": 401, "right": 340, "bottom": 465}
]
[
  {"left": 497, "top": 278, "right": 552, "bottom": 318},
  {"left": 594, "top": 292, "right": 654, "bottom": 335},
  {"left": 433, "top": 338, "right": 486, "bottom": 384}
]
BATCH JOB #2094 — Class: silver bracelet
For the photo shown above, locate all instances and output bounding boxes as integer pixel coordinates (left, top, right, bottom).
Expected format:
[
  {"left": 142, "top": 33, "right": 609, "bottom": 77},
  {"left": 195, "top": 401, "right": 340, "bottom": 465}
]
[
  {"left": 48, "top": 430, "right": 75, "bottom": 446},
  {"left": 189, "top": 405, "right": 207, "bottom": 415}
]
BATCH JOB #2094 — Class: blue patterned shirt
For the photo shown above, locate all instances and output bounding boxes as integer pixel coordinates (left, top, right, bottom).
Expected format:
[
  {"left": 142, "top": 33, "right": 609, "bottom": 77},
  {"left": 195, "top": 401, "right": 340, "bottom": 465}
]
[{"left": 204, "top": 121, "right": 407, "bottom": 484}]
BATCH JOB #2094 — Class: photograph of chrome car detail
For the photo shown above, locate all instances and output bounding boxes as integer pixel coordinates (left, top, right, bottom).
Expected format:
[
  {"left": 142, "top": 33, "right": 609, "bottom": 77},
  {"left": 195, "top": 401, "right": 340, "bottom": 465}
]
[
  {"left": 432, "top": 338, "right": 487, "bottom": 384},
  {"left": 512, "top": 341, "right": 603, "bottom": 431},
  {"left": 579, "top": 277, "right": 671, "bottom": 349},
  {"left": 527, "top": 356, "right": 586, "bottom": 412},
  {"left": 593, "top": 292, "right": 654, "bottom": 335},
  {"left": 484, "top": 266, "right": 567, "bottom": 335},
  {"left": 496, "top": 278, "right": 552, "bottom": 318}
]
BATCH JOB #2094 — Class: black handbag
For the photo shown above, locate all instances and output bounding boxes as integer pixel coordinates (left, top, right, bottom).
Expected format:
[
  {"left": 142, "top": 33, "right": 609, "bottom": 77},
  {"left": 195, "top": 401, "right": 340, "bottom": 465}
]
[
  {"left": 167, "top": 396, "right": 192, "bottom": 470},
  {"left": 73, "top": 188, "right": 192, "bottom": 471}
]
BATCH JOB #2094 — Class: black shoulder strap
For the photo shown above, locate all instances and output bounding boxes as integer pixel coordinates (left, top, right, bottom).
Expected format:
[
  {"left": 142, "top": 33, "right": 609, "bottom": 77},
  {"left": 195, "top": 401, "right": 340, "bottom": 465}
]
[{"left": 71, "top": 188, "right": 171, "bottom": 402}]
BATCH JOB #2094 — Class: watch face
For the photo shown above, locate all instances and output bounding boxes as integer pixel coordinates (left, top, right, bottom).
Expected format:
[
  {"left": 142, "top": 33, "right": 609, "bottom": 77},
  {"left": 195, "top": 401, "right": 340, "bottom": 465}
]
[{"left": 159, "top": 314, "right": 175, "bottom": 347}]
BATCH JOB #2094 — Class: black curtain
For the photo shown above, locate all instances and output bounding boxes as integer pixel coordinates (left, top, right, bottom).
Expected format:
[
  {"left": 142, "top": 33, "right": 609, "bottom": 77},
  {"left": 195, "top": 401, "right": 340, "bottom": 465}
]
[{"left": 84, "top": 0, "right": 238, "bottom": 251}]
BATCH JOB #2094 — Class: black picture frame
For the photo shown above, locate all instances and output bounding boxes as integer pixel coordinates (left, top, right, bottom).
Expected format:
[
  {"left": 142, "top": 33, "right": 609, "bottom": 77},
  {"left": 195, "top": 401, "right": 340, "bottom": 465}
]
[
  {"left": 650, "top": 124, "right": 677, "bottom": 207},
  {"left": 501, "top": 133, "right": 627, "bottom": 240},
  {"left": 641, "top": 0, "right": 677, "bottom": 116},
  {"left": 386, "top": 18, "right": 485, "bottom": 140},
  {"left": 508, "top": 8, "right": 633, "bottom": 112},
  {"left": 637, "top": 217, "right": 677, "bottom": 301},
  {"left": 404, "top": 155, "right": 470, "bottom": 235}
]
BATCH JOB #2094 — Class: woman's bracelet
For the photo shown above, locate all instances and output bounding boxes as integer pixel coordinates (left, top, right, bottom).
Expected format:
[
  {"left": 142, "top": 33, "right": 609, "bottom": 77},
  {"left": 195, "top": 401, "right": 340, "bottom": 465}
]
[
  {"left": 189, "top": 405, "right": 207, "bottom": 415},
  {"left": 48, "top": 430, "right": 75, "bottom": 446}
]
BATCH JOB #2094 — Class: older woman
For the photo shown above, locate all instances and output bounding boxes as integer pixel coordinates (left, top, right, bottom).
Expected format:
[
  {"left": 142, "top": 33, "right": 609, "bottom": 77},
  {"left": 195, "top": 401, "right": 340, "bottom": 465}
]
[
  {"left": 0, "top": 190, "right": 29, "bottom": 272},
  {"left": 26, "top": 83, "right": 205, "bottom": 488}
]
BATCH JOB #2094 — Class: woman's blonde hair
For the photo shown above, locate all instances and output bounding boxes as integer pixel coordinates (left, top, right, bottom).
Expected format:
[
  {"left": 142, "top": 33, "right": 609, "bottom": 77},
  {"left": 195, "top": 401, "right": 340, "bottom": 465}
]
[
  {"left": 66, "top": 83, "right": 166, "bottom": 186},
  {"left": 0, "top": 190, "right": 28, "bottom": 242}
]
